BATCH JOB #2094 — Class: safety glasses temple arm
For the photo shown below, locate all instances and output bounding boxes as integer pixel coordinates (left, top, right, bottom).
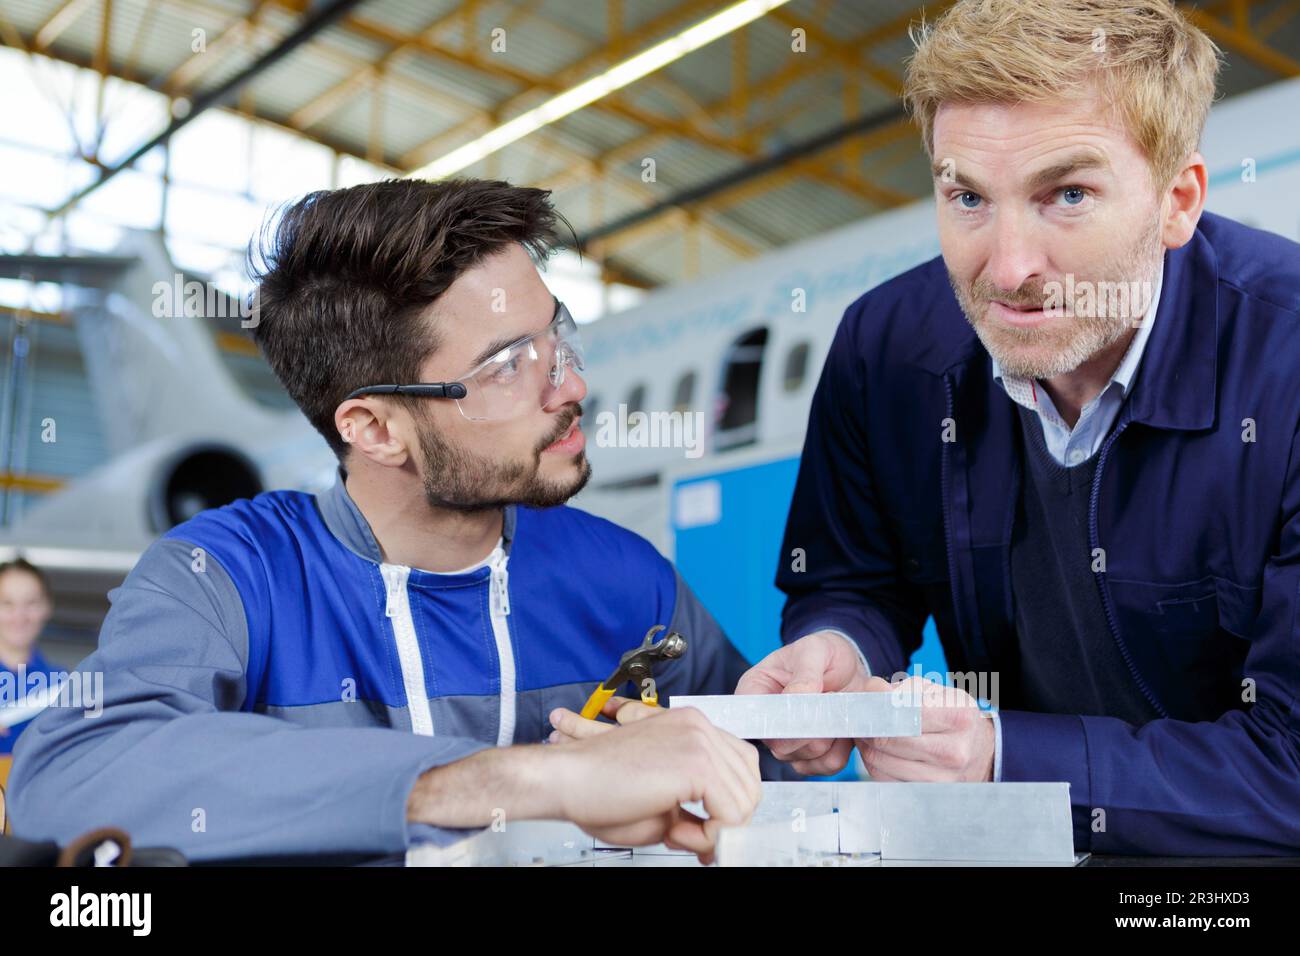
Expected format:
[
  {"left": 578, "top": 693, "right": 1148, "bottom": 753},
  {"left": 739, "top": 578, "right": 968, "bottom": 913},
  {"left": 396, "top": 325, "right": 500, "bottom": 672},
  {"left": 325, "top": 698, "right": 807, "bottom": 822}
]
[{"left": 342, "top": 382, "right": 467, "bottom": 401}]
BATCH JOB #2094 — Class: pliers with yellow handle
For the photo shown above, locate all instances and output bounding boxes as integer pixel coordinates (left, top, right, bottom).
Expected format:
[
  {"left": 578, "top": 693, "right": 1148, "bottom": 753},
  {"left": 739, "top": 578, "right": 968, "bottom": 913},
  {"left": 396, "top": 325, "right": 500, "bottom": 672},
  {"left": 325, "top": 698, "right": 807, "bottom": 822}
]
[{"left": 579, "top": 624, "right": 688, "bottom": 719}]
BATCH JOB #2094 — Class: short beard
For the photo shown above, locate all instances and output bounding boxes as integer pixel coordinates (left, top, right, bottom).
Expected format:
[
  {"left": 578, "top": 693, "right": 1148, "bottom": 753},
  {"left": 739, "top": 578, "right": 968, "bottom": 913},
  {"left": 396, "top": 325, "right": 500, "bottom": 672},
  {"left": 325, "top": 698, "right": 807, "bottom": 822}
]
[
  {"left": 416, "top": 406, "right": 592, "bottom": 515},
  {"left": 949, "top": 213, "right": 1164, "bottom": 379}
]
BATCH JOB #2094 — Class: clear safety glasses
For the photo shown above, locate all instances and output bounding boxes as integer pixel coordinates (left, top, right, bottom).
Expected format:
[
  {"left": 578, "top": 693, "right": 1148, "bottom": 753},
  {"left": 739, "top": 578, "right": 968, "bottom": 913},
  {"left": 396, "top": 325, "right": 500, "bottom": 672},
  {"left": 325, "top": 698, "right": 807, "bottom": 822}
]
[{"left": 344, "top": 299, "right": 585, "bottom": 422}]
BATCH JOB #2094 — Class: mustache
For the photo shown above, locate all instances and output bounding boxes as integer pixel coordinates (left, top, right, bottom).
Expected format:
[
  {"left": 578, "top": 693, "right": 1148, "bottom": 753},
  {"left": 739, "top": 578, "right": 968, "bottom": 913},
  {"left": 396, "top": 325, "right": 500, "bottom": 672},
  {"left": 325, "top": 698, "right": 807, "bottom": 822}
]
[
  {"left": 971, "top": 280, "right": 1047, "bottom": 309},
  {"left": 536, "top": 404, "right": 583, "bottom": 454}
]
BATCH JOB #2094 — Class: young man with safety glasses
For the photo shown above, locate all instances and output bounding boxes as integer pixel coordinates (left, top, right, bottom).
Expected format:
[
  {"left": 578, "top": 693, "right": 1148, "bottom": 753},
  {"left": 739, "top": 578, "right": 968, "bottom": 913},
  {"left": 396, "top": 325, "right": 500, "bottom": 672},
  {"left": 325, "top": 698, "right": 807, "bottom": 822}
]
[{"left": 7, "top": 179, "right": 767, "bottom": 864}]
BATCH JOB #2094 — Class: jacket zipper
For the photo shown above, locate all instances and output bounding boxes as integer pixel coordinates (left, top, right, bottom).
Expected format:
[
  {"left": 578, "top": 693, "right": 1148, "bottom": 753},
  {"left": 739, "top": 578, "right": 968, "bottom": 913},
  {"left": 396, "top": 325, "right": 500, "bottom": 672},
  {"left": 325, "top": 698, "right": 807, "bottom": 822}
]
[
  {"left": 940, "top": 375, "right": 969, "bottom": 651},
  {"left": 381, "top": 563, "right": 435, "bottom": 736},
  {"left": 488, "top": 550, "right": 516, "bottom": 747},
  {"left": 1087, "top": 420, "right": 1168, "bottom": 718}
]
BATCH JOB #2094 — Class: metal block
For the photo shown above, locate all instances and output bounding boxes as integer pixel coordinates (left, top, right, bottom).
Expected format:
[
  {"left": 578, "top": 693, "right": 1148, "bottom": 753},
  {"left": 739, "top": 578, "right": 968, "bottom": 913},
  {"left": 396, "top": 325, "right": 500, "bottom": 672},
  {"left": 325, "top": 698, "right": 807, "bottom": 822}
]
[
  {"left": 595, "top": 781, "right": 837, "bottom": 853},
  {"left": 408, "top": 782, "right": 1076, "bottom": 867},
  {"left": 716, "top": 814, "right": 840, "bottom": 866},
  {"left": 594, "top": 840, "right": 691, "bottom": 855},
  {"left": 833, "top": 782, "right": 881, "bottom": 854},
  {"left": 878, "top": 783, "right": 1075, "bottom": 862},
  {"left": 588, "top": 853, "right": 706, "bottom": 867},
  {"left": 669, "top": 692, "right": 922, "bottom": 739},
  {"left": 877, "top": 854, "right": 1084, "bottom": 867},
  {"left": 406, "top": 820, "right": 595, "bottom": 867},
  {"left": 755, "top": 781, "right": 837, "bottom": 823}
]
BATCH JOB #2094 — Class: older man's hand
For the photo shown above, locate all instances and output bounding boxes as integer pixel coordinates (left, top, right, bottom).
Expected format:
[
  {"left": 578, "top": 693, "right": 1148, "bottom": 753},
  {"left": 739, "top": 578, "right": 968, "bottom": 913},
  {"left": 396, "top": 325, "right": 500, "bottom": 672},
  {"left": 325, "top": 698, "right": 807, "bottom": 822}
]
[
  {"left": 734, "top": 630, "right": 874, "bottom": 775},
  {"left": 857, "top": 675, "right": 995, "bottom": 782}
]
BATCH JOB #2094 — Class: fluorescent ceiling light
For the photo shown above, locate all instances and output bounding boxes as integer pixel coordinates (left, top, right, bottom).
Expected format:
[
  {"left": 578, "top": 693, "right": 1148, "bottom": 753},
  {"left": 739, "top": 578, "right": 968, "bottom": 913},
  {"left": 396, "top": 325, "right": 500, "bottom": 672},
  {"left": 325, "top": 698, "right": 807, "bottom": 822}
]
[{"left": 406, "top": 0, "right": 795, "bottom": 182}]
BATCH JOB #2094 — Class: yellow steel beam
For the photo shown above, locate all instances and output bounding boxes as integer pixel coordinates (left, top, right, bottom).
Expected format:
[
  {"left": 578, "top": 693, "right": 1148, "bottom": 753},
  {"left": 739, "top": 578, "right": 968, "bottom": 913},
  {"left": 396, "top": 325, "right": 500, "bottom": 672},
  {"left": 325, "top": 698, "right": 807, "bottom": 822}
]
[
  {"left": 741, "top": 1, "right": 960, "bottom": 144},
  {"left": 7, "top": 2, "right": 766, "bottom": 268},
  {"left": 8, "top": 13, "right": 604, "bottom": 194},
  {"left": 856, "top": 131, "right": 922, "bottom": 182},
  {"left": 608, "top": 0, "right": 624, "bottom": 58},
  {"left": 595, "top": 203, "right": 755, "bottom": 263},
  {"left": 7, "top": 23, "right": 391, "bottom": 174},
  {"left": 160, "top": 0, "right": 271, "bottom": 94},
  {"left": 119, "top": 0, "right": 160, "bottom": 85},
  {"left": 0, "top": 472, "right": 67, "bottom": 494},
  {"left": 0, "top": 8, "right": 30, "bottom": 52},
  {"left": 542, "top": 2, "right": 940, "bottom": 197},
  {"left": 498, "top": 0, "right": 728, "bottom": 140},
  {"left": 524, "top": 134, "right": 767, "bottom": 264},
  {"left": 768, "top": 6, "right": 904, "bottom": 97},
  {"left": 539, "top": 90, "right": 908, "bottom": 213},
  {"left": 93, "top": 0, "right": 111, "bottom": 78},
  {"left": 684, "top": 211, "right": 700, "bottom": 279},
  {"left": 34, "top": 0, "right": 94, "bottom": 52},
  {"left": 215, "top": 331, "right": 260, "bottom": 356},
  {"left": 743, "top": 8, "right": 904, "bottom": 197},
  {"left": 542, "top": 106, "right": 906, "bottom": 210},
  {"left": 732, "top": 27, "right": 751, "bottom": 151},
  {"left": 392, "top": 0, "right": 736, "bottom": 167},
  {"left": 843, "top": 70, "right": 860, "bottom": 177},
  {"left": 700, "top": 215, "right": 762, "bottom": 259},
  {"left": 599, "top": 259, "right": 657, "bottom": 290},
  {"left": 93, "top": 0, "right": 112, "bottom": 153},
  {"left": 1185, "top": 5, "right": 1300, "bottom": 76},
  {"left": 0, "top": 304, "right": 67, "bottom": 324},
  {"left": 524, "top": 128, "right": 768, "bottom": 264},
  {"left": 399, "top": 44, "right": 876, "bottom": 212},
  {"left": 1258, "top": 0, "right": 1300, "bottom": 35},
  {"left": 588, "top": 117, "right": 917, "bottom": 260},
  {"left": 142, "top": 0, "right": 488, "bottom": 148},
  {"left": 1258, "top": 0, "right": 1299, "bottom": 36},
  {"left": 752, "top": 1, "right": 953, "bottom": 108},
  {"left": 287, "top": 5, "right": 467, "bottom": 130},
  {"left": 277, "top": 0, "right": 879, "bottom": 215},
  {"left": 592, "top": 210, "right": 680, "bottom": 257},
  {"left": 1231, "top": 0, "right": 1249, "bottom": 32},
  {"left": 367, "top": 62, "right": 384, "bottom": 164}
]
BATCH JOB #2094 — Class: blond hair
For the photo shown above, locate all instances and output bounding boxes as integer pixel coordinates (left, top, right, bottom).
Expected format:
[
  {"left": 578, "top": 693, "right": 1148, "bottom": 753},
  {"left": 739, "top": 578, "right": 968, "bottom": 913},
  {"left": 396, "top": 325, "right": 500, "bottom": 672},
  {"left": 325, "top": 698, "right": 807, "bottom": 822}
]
[{"left": 903, "top": 0, "right": 1222, "bottom": 190}]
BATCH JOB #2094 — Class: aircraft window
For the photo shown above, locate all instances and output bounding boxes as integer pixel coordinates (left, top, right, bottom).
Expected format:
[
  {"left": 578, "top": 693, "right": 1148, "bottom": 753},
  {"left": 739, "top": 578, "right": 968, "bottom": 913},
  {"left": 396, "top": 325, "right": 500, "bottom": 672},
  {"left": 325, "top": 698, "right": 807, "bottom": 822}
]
[
  {"left": 716, "top": 327, "right": 768, "bottom": 450},
  {"left": 784, "top": 342, "right": 810, "bottom": 392},
  {"left": 672, "top": 371, "right": 696, "bottom": 413}
]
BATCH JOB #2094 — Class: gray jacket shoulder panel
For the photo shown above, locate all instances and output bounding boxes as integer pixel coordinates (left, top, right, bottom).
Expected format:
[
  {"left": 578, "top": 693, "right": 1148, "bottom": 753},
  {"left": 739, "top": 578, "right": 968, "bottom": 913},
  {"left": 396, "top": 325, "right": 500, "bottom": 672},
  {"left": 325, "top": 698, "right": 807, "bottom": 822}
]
[{"left": 8, "top": 536, "right": 488, "bottom": 861}]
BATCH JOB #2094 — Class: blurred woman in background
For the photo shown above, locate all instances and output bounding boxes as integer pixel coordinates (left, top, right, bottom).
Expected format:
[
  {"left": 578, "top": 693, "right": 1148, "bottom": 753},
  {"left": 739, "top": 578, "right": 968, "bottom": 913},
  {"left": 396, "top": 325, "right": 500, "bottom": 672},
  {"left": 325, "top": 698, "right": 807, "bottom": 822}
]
[{"left": 0, "top": 558, "right": 57, "bottom": 759}]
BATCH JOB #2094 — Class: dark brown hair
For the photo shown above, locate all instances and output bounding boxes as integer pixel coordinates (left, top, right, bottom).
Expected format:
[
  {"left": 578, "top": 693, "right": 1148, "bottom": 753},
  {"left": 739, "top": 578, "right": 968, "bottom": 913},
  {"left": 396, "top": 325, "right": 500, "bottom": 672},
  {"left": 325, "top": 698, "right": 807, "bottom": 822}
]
[
  {"left": 0, "top": 557, "right": 51, "bottom": 600},
  {"left": 249, "top": 178, "right": 573, "bottom": 460}
]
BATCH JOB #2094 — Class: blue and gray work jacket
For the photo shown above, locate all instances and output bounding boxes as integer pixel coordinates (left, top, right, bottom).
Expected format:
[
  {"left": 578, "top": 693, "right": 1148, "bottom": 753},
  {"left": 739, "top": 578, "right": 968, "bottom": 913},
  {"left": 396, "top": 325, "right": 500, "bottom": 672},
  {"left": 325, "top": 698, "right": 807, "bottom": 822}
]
[{"left": 9, "top": 470, "right": 772, "bottom": 861}]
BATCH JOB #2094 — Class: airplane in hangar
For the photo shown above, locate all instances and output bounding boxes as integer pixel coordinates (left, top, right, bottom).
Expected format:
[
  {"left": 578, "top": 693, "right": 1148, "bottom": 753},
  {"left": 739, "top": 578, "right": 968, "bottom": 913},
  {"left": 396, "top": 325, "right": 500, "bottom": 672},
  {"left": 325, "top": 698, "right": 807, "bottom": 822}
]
[{"left": 0, "top": 229, "right": 338, "bottom": 633}]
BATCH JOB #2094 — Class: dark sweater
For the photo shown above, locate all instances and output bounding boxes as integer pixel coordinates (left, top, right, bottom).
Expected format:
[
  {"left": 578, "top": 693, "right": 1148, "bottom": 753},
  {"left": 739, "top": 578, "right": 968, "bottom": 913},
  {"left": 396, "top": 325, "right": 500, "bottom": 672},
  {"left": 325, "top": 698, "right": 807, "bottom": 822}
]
[{"left": 1007, "top": 402, "right": 1161, "bottom": 725}]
